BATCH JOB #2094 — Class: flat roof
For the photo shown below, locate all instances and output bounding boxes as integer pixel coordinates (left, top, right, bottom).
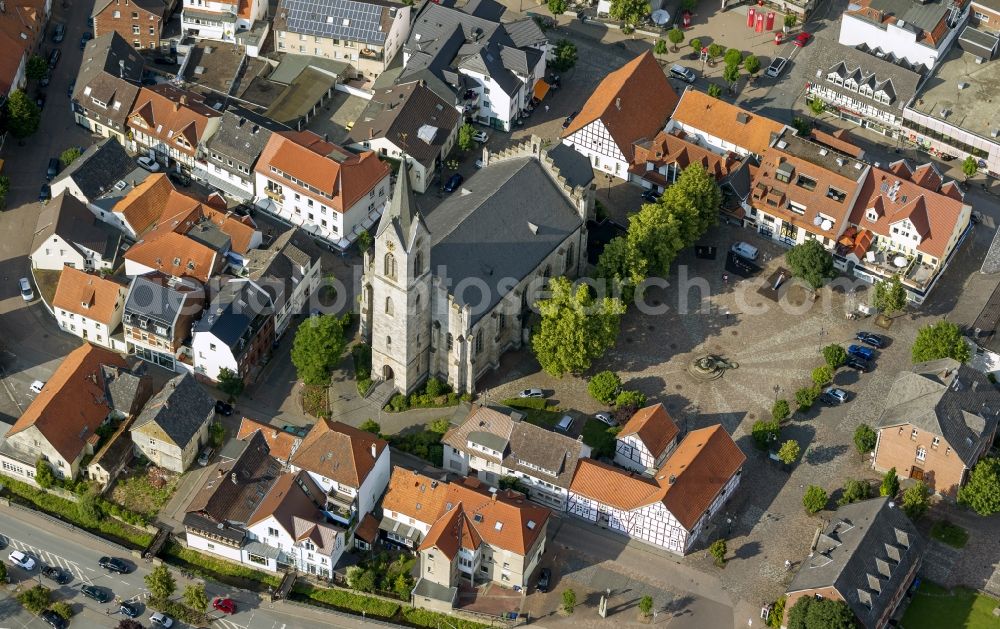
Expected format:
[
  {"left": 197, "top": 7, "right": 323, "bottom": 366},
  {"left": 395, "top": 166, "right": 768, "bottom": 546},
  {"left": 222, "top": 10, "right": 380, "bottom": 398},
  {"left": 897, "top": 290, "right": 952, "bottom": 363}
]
[{"left": 910, "top": 46, "right": 1000, "bottom": 140}]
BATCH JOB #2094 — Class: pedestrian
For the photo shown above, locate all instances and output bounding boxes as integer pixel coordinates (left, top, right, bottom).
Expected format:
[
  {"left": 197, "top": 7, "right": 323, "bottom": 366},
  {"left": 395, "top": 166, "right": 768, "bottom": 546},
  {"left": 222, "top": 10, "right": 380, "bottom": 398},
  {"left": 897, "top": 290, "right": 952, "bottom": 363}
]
[
  {"left": 723, "top": 273, "right": 729, "bottom": 284},
  {"left": 784, "top": 559, "right": 791, "bottom": 571},
  {"left": 544, "top": 104, "right": 550, "bottom": 113}
]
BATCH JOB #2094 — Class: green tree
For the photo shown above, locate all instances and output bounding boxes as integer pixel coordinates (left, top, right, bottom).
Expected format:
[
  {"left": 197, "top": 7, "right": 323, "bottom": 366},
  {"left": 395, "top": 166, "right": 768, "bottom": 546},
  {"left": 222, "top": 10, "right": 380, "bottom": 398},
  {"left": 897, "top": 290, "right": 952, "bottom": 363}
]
[
  {"left": 291, "top": 314, "right": 348, "bottom": 385},
  {"left": 50, "top": 602, "right": 73, "bottom": 620},
  {"left": 654, "top": 39, "right": 668, "bottom": 56},
  {"left": 6, "top": 90, "right": 41, "bottom": 138},
  {"left": 35, "top": 459, "right": 55, "bottom": 489},
  {"left": 681, "top": 0, "right": 697, "bottom": 10},
  {"left": 707, "top": 43, "right": 725, "bottom": 62},
  {"left": 853, "top": 424, "right": 877, "bottom": 458},
  {"left": 614, "top": 389, "right": 646, "bottom": 409},
  {"left": 562, "top": 588, "right": 577, "bottom": 613},
  {"left": 690, "top": 38, "right": 702, "bottom": 55},
  {"left": 808, "top": 98, "right": 826, "bottom": 116},
  {"left": 783, "top": 13, "right": 797, "bottom": 28},
  {"left": 183, "top": 584, "right": 209, "bottom": 612},
  {"left": 355, "top": 229, "right": 373, "bottom": 253},
  {"left": 911, "top": 320, "right": 970, "bottom": 363},
  {"left": 596, "top": 236, "right": 643, "bottom": 301},
  {"left": 723, "top": 48, "right": 743, "bottom": 68},
  {"left": 958, "top": 457, "right": 1000, "bottom": 515},
  {"left": 823, "top": 344, "right": 847, "bottom": 368},
  {"left": 144, "top": 565, "right": 176, "bottom": 600},
  {"left": 880, "top": 467, "right": 899, "bottom": 497},
  {"left": 709, "top": 539, "right": 727, "bottom": 566},
  {"left": 0, "top": 175, "right": 10, "bottom": 208},
  {"left": 671, "top": 163, "right": 722, "bottom": 235},
  {"left": 787, "top": 596, "right": 858, "bottom": 629},
  {"left": 209, "top": 421, "right": 225, "bottom": 448},
  {"left": 639, "top": 595, "right": 654, "bottom": 618},
  {"left": 837, "top": 479, "right": 871, "bottom": 506},
  {"left": 17, "top": 585, "right": 51, "bottom": 614},
  {"left": 873, "top": 274, "right": 907, "bottom": 317},
  {"left": 751, "top": 420, "right": 780, "bottom": 450},
  {"left": 59, "top": 147, "right": 83, "bottom": 167},
  {"left": 393, "top": 573, "right": 412, "bottom": 600},
  {"left": 812, "top": 365, "right": 833, "bottom": 386},
  {"left": 588, "top": 370, "right": 622, "bottom": 405},
  {"left": 768, "top": 596, "right": 786, "bottom": 629},
  {"left": 791, "top": 116, "right": 812, "bottom": 136},
  {"left": 26, "top": 55, "right": 48, "bottom": 81},
  {"left": 532, "top": 277, "right": 625, "bottom": 377},
  {"left": 217, "top": 367, "right": 244, "bottom": 400},
  {"left": 962, "top": 155, "right": 978, "bottom": 181},
  {"left": 428, "top": 418, "right": 451, "bottom": 434},
  {"left": 608, "top": 0, "right": 649, "bottom": 26},
  {"left": 358, "top": 419, "right": 381, "bottom": 435},
  {"left": 707, "top": 83, "right": 722, "bottom": 98},
  {"left": 772, "top": 399, "right": 790, "bottom": 422},
  {"left": 795, "top": 385, "right": 819, "bottom": 411},
  {"left": 902, "top": 481, "right": 930, "bottom": 519},
  {"left": 787, "top": 239, "right": 835, "bottom": 289},
  {"left": 667, "top": 27, "right": 685, "bottom": 52},
  {"left": 803, "top": 485, "right": 828, "bottom": 514},
  {"left": 77, "top": 489, "right": 102, "bottom": 525},
  {"left": 457, "top": 123, "right": 476, "bottom": 151},
  {"left": 547, "top": 0, "right": 566, "bottom": 15},
  {"left": 552, "top": 39, "right": 578, "bottom": 72},
  {"left": 722, "top": 63, "right": 741, "bottom": 93},
  {"left": 778, "top": 440, "right": 801, "bottom": 465},
  {"left": 498, "top": 475, "right": 527, "bottom": 493},
  {"left": 424, "top": 377, "right": 445, "bottom": 397},
  {"left": 743, "top": 54, "right": 761, "bottom": 78}
]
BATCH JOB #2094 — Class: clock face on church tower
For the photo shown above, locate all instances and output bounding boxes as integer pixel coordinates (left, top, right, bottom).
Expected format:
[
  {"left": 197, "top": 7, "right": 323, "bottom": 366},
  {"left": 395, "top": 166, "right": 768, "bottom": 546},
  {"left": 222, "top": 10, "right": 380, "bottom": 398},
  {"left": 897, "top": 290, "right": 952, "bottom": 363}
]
[{"left": 386, "top": 241, "right": 395, "bottom": 252}]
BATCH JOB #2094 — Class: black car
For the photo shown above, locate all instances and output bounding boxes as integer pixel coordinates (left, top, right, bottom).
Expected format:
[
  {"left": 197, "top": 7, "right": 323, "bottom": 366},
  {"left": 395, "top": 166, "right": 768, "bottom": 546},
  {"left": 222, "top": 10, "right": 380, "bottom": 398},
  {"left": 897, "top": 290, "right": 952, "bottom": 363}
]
[
  {"left": 99, "top": 556, "right": 129, "bottom": 574},
  {"left": 48, "top": 48, "right": 60, "bottom": 69},
  {"left": 81, "top": 584, "right": 110, "bottom": 603},
  {"left": 39, "top": 183, "right": 51, "bottom": 204},
  {"left": 120, "top": 601, "right": 141, "bottom": 618},
  {"left": 536, "top": 567, "right": 551, "bottom": 593},
  {"left": 641, "top": 189, "right": 660, "bottom": 203},
  {"left": 52, "top": 23, "right": 66, "bottom": 43},
  {"left": 215, "top": 400, "right": 233, "bottom": 416},
  {"left": 40, "top": 610, "right": 66, "bottom": 629},
  {"left": 855, "top": 332, "right": 886, "bottom": 348},
  {"left": 561, "top": 111, "right": 578, "bottom": 129},
  {"left": 36, "top": 92, "right": 46, "bottom": 109},
  {"left": 79, "top": 32, "right": 93, "bottom": 50},
  {"left": 46, "top": 157, "right": 60, "bottom": 180},
  {"left": 443, "top": 173, "right": 463, "bottom": 193},
  {"left": 168, "top": 170, "right": 192, "bottom": 187},
  {"left": 41, "top": 566, "right": 69, "bottom": 584},
  {"left": 845, "top": 356, "right": 872, "bottom": 373},
  {"left": 39, "top": 70, "right": 50, "bottom": 87}
]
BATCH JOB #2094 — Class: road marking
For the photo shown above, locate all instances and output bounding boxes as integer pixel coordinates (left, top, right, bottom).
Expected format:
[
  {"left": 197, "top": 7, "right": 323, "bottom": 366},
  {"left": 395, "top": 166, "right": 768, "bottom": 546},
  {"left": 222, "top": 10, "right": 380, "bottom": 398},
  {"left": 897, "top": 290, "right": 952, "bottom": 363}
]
[
  {"left": 213, "top": 619, "right": 247, "bottom": 629},
  {"left": 7, "top": 535, "right": 87, "bottom": 582}
]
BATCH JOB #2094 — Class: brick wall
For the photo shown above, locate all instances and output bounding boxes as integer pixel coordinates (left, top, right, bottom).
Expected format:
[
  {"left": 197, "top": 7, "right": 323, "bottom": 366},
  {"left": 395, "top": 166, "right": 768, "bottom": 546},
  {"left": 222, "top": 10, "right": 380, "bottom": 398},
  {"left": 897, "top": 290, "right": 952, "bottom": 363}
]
[
  {"left": 873, "top": 423, "right": 968, "bottom": 497},
  {"left": 971, "top": 2, "right": 1000, "bottom": 32},
  {"left": 94, "top": 0, "right": 163, "bottom": 50}
]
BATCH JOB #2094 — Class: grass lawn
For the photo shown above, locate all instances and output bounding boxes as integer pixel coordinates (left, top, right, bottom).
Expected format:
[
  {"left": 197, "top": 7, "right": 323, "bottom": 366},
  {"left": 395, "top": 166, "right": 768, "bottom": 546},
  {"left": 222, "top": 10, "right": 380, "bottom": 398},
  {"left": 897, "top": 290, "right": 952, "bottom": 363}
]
[
  {"left": 581, "top": 419, "right": 620, "bottom": 458},
  {"left": 930, "top": 520, "right": 969, "bottom": 549},
  {"left": 34, "top": 269, "right": 61, "bottom": 306},
  {"left": 302, "top": 384, "right": 329, "bottom": 418},
  {"left": 110, "top": 467, "right": 178, "bottom": 517},
  {"left": 901, "top": 581, "right": 999, "bottom": 629},
  {"left": 501, "top": 398, "right": 563, "bottom": 427}
]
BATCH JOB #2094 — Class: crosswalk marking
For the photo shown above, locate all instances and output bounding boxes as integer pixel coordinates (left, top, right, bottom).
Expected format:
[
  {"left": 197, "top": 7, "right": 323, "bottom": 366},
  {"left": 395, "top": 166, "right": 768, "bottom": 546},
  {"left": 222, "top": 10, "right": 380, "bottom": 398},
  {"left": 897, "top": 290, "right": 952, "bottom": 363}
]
[
  {"left": 6, "top": 536, "right": 87, "bottom": 582},
  {"left": 213, "top": 619, "right": 247, "bottom": 629}
]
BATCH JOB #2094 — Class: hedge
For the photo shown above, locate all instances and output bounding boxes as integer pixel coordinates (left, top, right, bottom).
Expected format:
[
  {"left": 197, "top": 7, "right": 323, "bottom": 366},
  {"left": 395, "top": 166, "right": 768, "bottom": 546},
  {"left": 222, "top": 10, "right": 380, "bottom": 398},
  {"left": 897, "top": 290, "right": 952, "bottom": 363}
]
[
  {"left": 400, "top": 607, "right": 491, "bottom": 629},
  {"left": 148, "top": 596, "right": 207, "bottom": 626},
  {"left": 292, "top": 583, "right": 400, "bottom": 618},
  {"left": 163, "top": 542, "right": 281, "bottom": 588}
]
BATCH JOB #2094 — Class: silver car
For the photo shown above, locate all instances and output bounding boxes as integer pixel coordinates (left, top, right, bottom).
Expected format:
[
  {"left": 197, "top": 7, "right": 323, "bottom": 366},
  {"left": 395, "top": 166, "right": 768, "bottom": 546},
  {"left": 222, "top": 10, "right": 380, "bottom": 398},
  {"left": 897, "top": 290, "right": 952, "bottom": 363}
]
[
  {"left": 765, "top": 57, "right": 787, "bottom": 78},
  {"left": 519, "top": 388, "right": 543, "bottom": 398},
  {"left": 19, "top": 277, "right": 34, "bottom": 301}
]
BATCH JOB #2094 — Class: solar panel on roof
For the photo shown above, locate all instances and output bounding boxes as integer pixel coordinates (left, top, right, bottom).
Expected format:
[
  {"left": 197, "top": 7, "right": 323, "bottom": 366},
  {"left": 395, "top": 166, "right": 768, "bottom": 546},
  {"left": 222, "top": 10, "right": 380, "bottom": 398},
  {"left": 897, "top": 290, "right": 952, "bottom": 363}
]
[{"left": 284, "top": 0, "right": 387, "bottom": 45}]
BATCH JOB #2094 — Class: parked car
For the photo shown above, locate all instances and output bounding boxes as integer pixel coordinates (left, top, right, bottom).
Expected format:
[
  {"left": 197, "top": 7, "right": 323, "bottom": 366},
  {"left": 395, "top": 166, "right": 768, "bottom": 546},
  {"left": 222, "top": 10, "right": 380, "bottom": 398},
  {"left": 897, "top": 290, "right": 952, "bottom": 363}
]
[
  {"left": 35, "top": 91, "right": 46, "bottom": 109},
  {"left": 168, "top": 170, "right": 192, "bottom": 187},
  {"left": 39, "top": 183, "right": 51, "bottom": 204},
  {"left": 39, "top": 70, "right": 50, "bottom": 87},
  {"left": 519, "top": 388, "right": 543, "bottom": 398},
  {"left": 668, "top": 63, "right": 697, "bottom": 83},
  {"left": 443, "top": 173, "right": 463, "bottom": 193},
  {"left": 51, "top": 23, "right": 65, "bottom": 43},
  {"left": 281, "top": 424, "right": 308, "bottom": 437},
  {"left": 79, "top": 32, "right": 93, "bottom": 50},
  {"left": 40, "top": 610, "right": 66, "bottom": 629},
  {"left": 472, "top": 130, "right": 489, "bottom": 143},
  {"left": 595, "top": 412, "right": 617, "bottom": 426},
  {"left": 9, "top": 550, "right": 35, "bottom": 570},
  {"left": 793, "top": 32, "right": 812, "bottom": 47},
  {"left": 474, "top": 158, "right": 484, "bottom": 169},
  {"left": 99, "top": 556, "right": 129, "bottom": 574},
  {"left": 821, "top": 387, "right": 849, "bottom": 405},
  {"left": 845, "top": 356, "right": 872, "bottom": 373},
  {"left": 855, "top": 332, "right": 886, "bottom": 348},
  {"left": 29, "top": 380, "right": 45, "bottom": 394},
  {"left": 561, "top": 111, "right": 578, "bottom": 129},
  {"left": 150, "top": 612, "right": 175, "bottom": 627},
  {"left": 137, "top": 155, "right": 161, "bottom": 172},
  {"left": 46, "top": 157, "right": 60, "bottom": 180},
  {"left": 641, "top": 189, "right": 661, "bottom": 203},
  {"left": 48, "top": 49, "right": 60, "bottom": 68},
  {"left": 197, "top": 447, "right": 214, "bottom": 466},
  {"left": 730, "top": 241, "right": 759, "bottom": 261},
  {"left": 120, "top": 601, "right": 141, "bottom": 618},
  {"left": 81, "top": 584, "right": 110, "bottom": 603},
  {"left": 555, "top": 415, "right": 574, "bottom": 432},
  {"left": 765, "top": 57, "right": 787, "bottom": 78},
  {"left": 536, "top": 567, "right": 551, "bottom": 593},
  {"left": 215, "top": 400, "right": 233, "bottom": 416},
  {"left": 213, "top": 597, "right": 237, "bottom": 614},
  {"left": 41, "top": 566, "right": 69, "bottom": 584},
  {"left": 847, "top": 344, "right": 875, "bottom": 361},
  {"left": 19, "top": 278, "right": 35, "bottom": 302}
]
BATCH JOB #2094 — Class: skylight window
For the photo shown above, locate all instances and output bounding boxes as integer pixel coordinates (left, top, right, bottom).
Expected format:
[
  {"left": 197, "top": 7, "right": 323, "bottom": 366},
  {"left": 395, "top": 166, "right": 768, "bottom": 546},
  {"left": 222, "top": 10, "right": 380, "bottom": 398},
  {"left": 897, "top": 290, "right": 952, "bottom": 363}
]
[{"left": 494, "top": 521, "right": 503, "bottom": 531}]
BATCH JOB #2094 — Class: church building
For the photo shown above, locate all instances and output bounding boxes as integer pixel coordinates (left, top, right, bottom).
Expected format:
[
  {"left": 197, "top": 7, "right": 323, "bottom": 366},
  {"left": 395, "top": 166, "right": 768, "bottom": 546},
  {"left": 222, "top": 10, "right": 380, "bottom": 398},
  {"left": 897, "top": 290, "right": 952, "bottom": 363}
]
[{"left": 361, "top": 136, "right": 594, "bottom": 395}]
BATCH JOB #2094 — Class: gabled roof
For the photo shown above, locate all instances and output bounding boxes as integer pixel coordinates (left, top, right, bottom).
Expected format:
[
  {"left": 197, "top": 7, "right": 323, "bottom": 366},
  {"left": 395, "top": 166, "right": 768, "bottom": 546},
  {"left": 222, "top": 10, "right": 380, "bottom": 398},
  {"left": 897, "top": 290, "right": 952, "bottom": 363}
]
[
  {"left": 194, "top": 279, "right": 272, "bottom": 350},
  {"left": 561, "top": 52, "right": 679, "bottom": 161},
  {"left": 248, "top": 470, "right": 339, "bottom": 553},
  {"left": 876, "top": 359, "right": 1000, "bottom": 465},
  {"left": 418, "top": 502, "right": 482, "bottom": 558},
  {"left": 52, "top": 267, "right": 127, "bottom": 325},
  {"left": 569, "top": 458, "right": 660, "bottom": 511},
  {"left": 31, "top": 192, "right": 124, "bottom": 266},
  {"left": 238, "top": 417, "right": 302, "bottom": 464},
  {"left": 382, "top": 469, "right": 451, "bottom": 524},
  {"left": 6, "top": 344, "right": 128, "bottom": 462},
  {"left": 73, "top": 32, "right": 144, "bottom": 130},
  {"left": 616, "top": 403, "right": 679, "bottom": 460},
  {"left": 205, "top": 107, "right": 288, "bottom": 169},
  {"left": 52, "top": 138, "right": 136, "bottom": 200},
  {"left": 127, "top": 84, "right": 221, "bottom": 157},
  {"left": 290, "top": 418, "right": 388, "bottom": 488},
  {"left": 132, "top": 373, "right": 215, "bottom": 447},
  {"left": 245, "top": 227, "right": 323, "bottom": 310},
  {"left": 124, "top": 272, "right": 205, "bottom": 329},
  {"left": 670, "top": 87, "right": 787, "bottom": 156},
  {"left": 115, "top": 174, "right": 177, "bottom": 236},
  {"left": 93, "top": 0, "right": 167, "bottom": 18},
  {"left": 630, "top": 129, "right": 741, "bottom": 184},
  {"left": 125, "top": 231, "right": 220, "bottom": 282},
  {"left": 786, "top": 498, "right": 924, "bottom": 627}
]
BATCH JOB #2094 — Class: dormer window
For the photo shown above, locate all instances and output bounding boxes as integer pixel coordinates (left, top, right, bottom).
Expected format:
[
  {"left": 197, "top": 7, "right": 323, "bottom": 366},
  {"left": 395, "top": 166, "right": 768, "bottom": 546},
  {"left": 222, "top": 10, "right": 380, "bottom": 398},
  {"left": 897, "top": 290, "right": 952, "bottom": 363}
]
[
  {"left": 92, "top": 98, "right": 107, "bottom": 108},
  {"left": 866, "top": 209, "right": 878, "bottom": 222}
]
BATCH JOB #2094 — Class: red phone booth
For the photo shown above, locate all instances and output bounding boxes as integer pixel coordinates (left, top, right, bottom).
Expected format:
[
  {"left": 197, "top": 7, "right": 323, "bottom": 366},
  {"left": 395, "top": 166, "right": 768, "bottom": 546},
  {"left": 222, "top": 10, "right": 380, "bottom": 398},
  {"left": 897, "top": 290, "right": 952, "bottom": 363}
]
[
  {"left": 765, "top": 11, "right": 775, "bottom": 30},
  {"left": 748, "top": 7, "right": 755, "bottom": 27}
]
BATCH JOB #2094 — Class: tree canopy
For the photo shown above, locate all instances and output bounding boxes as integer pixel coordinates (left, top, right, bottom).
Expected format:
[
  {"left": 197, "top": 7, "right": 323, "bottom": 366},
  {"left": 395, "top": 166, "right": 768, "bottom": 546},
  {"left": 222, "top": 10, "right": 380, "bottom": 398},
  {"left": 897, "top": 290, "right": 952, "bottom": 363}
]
[
  {"left": 6, "top": 90, "right": 40, "bottom": 138},
  {"left": 217, "top": 367, "right": 244, "bottom": 400},
  {"left": 144, "top": 565, "right": 176, "bottom": 600},
  {"left": 588, "top": 370, "right": 622, "bottom": 405},
  {"left": 532, "top": 277, "right": 626, "bottom": 377},
  {"left": 60, "top": 147, "right": 83, "bottom": 167},
  {"left": 787, "top": 239, "right": 835, "bottom": 289},
  {"left": 777, "top": 440, "right": 801, "bottom": 465},
  {"left": 183, "top": 584, "right": 209, "bottom": 612},
  {"left": 291, "top": 314, "right": 348, "bottom": 385},
  {"left": 608, "top": 0, "right": 649, "bottom": 25},
  {"left": 457, "top": 123, "right": 476, "bottom": 151},
  {"left": 667, "top": 27, "right": 684, "bottom": 50},
  {"left": 911, "top": 320, "right": 970, "bottom": 363},
  {"left": 803, "top": 485, "right": 828, "bottom": 514},
  {"left": 958, "top": 457, "right": 1000, "bottom": 515},
  {"left": 880, "top": 467, "right": 899, "bottom": 497},
  {"left": 853, "top": 424, "right": 877, "bottom": 457},
  {"left": 787, "top": 596, "right": 859, "bottom": 629},
  {"left": 873, "top": 274, "right": 907, "bottom": 317},
  {"left": 823, "top": 344, "right": 847, "bottom": 368},
  {"left": 902, "top": 481, "right": 930, "bottom": 520},
  {"left": 962, "top": 155, "right": 978, "bottom": 180},
  {"left": 547, "top": 0, "right": 566, "bottom": 15},
  {"left": 552, "top": 39, "right": 577, "bottom": 72},
  {"left": 743, "top": 54, "right": 761, "bottom": 76},
  {"left": 26, "top": 55, "right": 48, "bottom": 81}
]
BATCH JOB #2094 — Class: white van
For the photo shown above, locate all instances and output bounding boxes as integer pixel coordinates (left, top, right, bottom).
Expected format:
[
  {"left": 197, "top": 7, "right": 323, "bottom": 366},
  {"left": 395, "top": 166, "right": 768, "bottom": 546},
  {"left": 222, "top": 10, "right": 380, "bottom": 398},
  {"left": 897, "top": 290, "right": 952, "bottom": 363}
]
[
  {"left": 731, "top": 241, "right": 759, "bottom": 261},
  {"left": 555, "top": 415, "right": 574, "bottom": 432},
  {"left": 669, "top": 64, "right": 697, "bottom": 84}
]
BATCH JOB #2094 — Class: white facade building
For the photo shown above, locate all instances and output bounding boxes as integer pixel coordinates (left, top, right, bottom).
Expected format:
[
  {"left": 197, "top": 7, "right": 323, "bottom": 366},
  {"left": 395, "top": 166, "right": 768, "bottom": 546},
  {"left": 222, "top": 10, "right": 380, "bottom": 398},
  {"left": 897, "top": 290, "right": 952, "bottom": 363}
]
[{"left": 52, "top": 268, "right": 128, "bottom": 350}]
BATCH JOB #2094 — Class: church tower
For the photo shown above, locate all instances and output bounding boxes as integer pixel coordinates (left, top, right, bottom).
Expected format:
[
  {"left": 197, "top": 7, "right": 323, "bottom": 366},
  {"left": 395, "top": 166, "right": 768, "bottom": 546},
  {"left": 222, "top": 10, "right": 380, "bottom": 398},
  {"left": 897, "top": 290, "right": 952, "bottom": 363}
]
[{"left": 367, "top": 159, "right": 432, "bottom": 395}]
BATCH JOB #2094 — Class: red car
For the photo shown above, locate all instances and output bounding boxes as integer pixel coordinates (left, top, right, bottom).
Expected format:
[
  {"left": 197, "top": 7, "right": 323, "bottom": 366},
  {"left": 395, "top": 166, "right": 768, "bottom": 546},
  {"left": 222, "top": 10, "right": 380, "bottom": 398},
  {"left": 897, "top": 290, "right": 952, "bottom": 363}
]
[
  {"left": 212, "top": 597, "right": 237, "bottom": 614},
  {"left": 793, "top": 32, "right": 812, "bottom": 47}
]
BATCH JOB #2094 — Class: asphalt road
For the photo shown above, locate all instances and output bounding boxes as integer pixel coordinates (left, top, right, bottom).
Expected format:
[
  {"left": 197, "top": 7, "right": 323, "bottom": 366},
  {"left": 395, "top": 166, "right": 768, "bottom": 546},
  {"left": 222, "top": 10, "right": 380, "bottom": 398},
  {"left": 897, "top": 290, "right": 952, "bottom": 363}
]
[{"left": 0, "top": 504, "right": 391, "bottom": 629}]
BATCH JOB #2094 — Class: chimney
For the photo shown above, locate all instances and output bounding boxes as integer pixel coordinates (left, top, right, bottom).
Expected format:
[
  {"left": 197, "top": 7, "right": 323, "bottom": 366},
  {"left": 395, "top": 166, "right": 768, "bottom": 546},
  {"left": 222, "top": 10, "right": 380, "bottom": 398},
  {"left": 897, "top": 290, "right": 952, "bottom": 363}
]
[
  {"left": 174, "top": 101, "right": 181, "bottom": 111},
  {"left": 370, "top": 443, "right": 376, "bottom": 459},
  {"left": 119, "top": 59, "right": 125, "bottom": 79},
  {"left": 491, "top": 492, "right": 497, "bottom": 502},
  {"left": 180, "top": 94, "right": 188, "bottom": 106},
  {"left": 369, "top": 128, "right": 375, "bottom": 140},
  {"left": 615, "top": 97, "right": 621, "bottom": 110}
]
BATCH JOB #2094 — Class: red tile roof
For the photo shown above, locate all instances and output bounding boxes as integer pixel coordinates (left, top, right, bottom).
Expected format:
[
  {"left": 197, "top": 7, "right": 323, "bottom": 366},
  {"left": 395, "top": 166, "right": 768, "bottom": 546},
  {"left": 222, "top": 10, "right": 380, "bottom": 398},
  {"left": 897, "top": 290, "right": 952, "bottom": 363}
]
[
  {"left": 237, "top": 417, "right": 301, "bottom": 463},
  {"left": 630, "top": 130, "right": 741, "bottom": 183},
  {"left": 561, "top": 51, "right": 679, "bottom": 160},
  {"left": 617, "top": 403, "right": 680, "bottom": 459},
  {"left": 354, "top": 513, "right": 381, "bottom": 544},
  {"left": 290, "top": 419, "right": 388, "bottom": 488},
  {"left": 52, "top": 267, "right": 127, "bottom": 325},
  {"left": 127, "top": 85, "right": 221, "bottom": 157},
  {"left": 569, "top": 458, "right": 659, "bottom": 511},
  {"left": 670, "top": 87, "right": 787, "bottom": 156}
]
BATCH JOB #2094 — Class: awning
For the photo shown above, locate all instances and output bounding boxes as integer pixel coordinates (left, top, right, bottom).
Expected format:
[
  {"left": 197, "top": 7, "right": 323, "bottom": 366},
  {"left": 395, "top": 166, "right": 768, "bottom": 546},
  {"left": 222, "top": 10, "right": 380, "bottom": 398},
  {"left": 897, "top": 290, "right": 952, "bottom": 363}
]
[{"left": 533, "top": 80, "right": 550, "bottom": 101}]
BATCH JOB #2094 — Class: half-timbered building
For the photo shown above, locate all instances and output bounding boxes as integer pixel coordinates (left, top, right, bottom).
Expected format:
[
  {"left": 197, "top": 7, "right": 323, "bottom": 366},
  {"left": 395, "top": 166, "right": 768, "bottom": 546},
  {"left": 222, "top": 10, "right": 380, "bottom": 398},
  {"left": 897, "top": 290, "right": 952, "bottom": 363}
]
[{"left": 613, "top": 403, "right": 679, "bottom": 475}]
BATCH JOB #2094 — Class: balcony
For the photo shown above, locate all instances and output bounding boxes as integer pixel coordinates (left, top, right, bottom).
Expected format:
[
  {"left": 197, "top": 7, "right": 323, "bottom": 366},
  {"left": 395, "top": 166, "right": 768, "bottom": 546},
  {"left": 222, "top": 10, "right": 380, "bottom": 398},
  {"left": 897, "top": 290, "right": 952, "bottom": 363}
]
[
  {"left": 358, "top": 48, "right": 384, "bottom": 61},
  {"left": 325, "top": 488, "right": 356, "bottom": 525},
  {"left": 264, "top": 188, "right": 284, "bottom": 203}
]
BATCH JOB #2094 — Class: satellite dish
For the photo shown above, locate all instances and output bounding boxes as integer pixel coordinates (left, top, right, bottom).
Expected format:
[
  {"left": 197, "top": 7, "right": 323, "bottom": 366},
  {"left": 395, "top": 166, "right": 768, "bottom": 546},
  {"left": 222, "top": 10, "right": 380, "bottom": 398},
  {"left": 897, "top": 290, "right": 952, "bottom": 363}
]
[
  {"left": 813, "top": 216, "right": 822, "bottom": 226},
  {"left": 821, "top": 219, "right": 833, "bottom": 231}
]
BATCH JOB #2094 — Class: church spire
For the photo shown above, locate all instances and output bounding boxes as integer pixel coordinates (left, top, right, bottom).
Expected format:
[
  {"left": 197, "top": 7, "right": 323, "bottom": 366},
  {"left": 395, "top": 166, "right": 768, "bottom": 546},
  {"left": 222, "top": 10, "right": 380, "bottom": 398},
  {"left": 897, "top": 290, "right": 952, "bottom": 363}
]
[{"left": 377, "top": 157, "right": 419, "bottom": 243}]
